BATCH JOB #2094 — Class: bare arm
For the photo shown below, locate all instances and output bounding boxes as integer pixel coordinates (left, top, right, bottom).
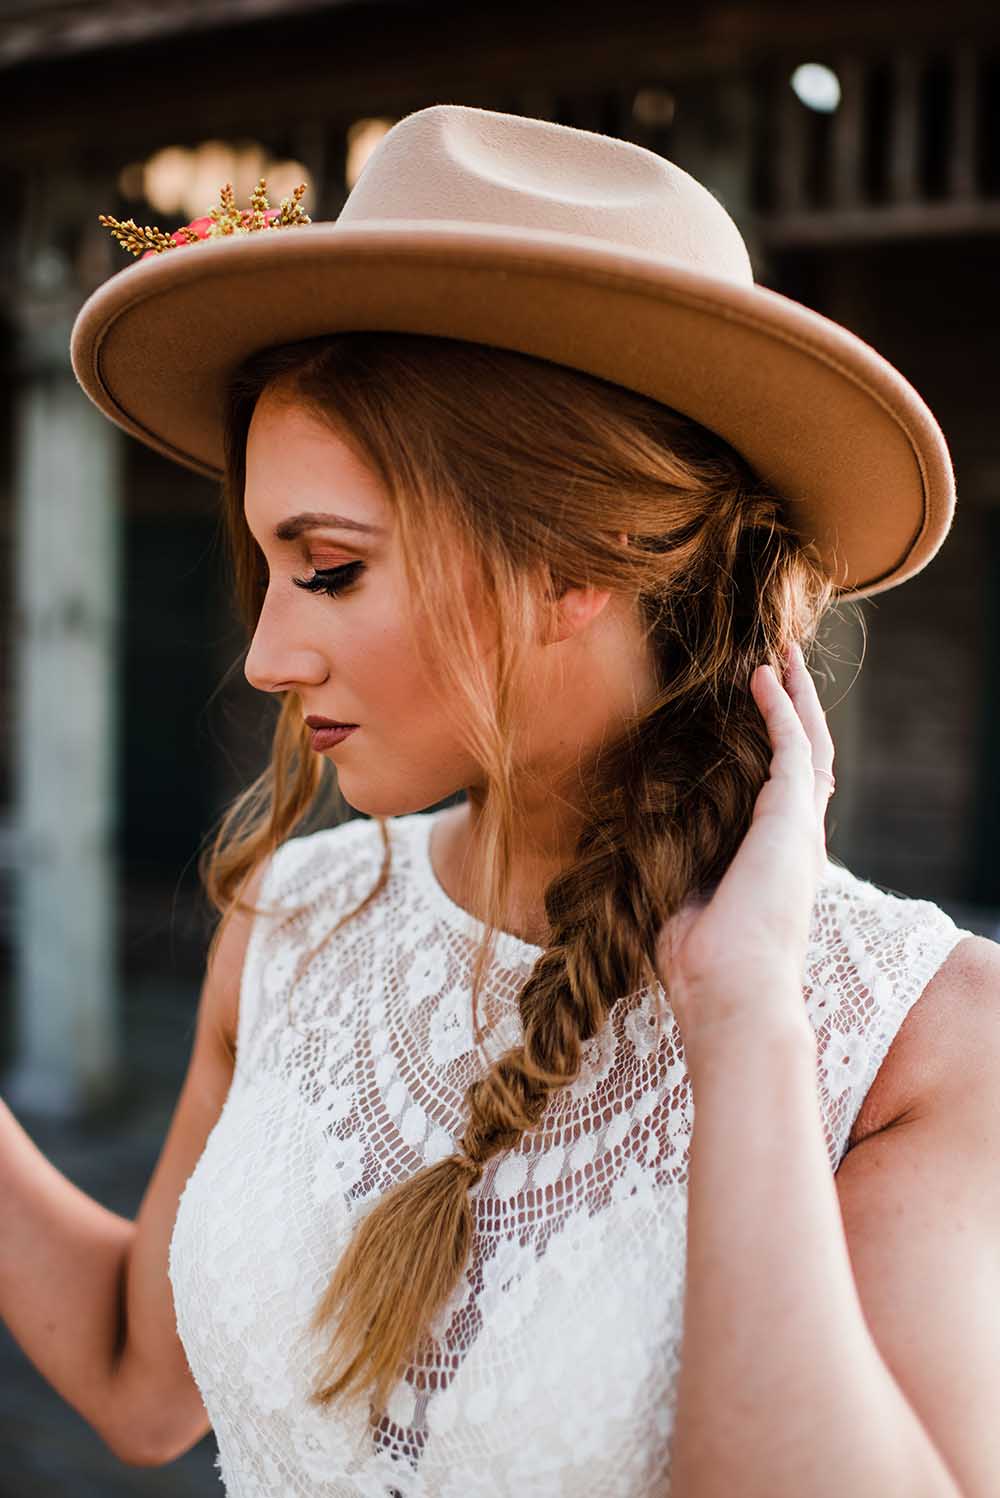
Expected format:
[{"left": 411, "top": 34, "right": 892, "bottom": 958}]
[
  {"left": 0, "top": 1098, "right": 134, "bottom": 1454},
  {"left": 0, "top": 858, "right": 266, "bottom": 1467},
  {"left": 669, "top": 1011, "right": 964, "bottom": 1498}
]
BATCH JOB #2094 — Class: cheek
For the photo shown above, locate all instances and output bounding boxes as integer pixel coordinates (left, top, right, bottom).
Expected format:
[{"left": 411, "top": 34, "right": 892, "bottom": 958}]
[
  {"left": 337, "top": 559, "right": 489, "bottom": 720},
  {"left": 342, "top": 609, "right": 437, "bottom": 706}
]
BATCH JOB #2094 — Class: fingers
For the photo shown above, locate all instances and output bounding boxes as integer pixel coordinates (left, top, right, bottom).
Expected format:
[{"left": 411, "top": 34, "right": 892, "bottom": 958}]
[
  {"left": 751, "top": 656, "right": 814, "bottom": 788},
  {"left": 751, "top": 642, "right": 836, "bottom": 843},
  {"left": 781, "top": 641, "right": 836, "bottom": 823}
]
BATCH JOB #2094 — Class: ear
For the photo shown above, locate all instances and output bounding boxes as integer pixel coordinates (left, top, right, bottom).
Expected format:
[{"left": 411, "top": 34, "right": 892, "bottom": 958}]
[{"left": 546, "top": 533, "right": 628, "bottom": 645}]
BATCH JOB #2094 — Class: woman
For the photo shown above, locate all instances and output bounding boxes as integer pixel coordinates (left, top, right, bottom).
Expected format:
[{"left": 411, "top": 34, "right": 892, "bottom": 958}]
[{"left": 5, "top": 103, "right": 995, "bottom": 1496}]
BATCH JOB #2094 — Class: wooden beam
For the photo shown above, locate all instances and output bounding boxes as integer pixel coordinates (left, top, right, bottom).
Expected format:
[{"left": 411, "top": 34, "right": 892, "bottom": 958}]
[{"left": 753, "top": 198, "right": 1000, "bottom": 246}]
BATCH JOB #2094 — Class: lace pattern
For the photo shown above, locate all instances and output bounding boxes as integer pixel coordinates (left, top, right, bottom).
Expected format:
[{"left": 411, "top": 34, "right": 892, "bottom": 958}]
[{"left": 168, "top": 809, "right": 976, "bottom": 1496}]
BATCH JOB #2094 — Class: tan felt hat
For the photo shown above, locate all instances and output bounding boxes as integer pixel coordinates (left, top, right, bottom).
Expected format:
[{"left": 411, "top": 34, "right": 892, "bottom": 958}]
[{"left": 71, "top": 102, "right": 957, "bottom": 603}]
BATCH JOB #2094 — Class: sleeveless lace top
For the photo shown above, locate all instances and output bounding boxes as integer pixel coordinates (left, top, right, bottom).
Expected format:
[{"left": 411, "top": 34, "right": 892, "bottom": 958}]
[{"left": 168, "top": 808, "right": 976, "bottom": 1497}]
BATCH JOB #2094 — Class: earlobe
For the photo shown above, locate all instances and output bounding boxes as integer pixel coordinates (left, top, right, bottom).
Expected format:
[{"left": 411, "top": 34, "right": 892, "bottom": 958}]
[
  {"left": 544, "top": 535, "right": 625, "bottom": 643},
  {"left": 550, "top": 584, "right": 614, "bottom": 644}
]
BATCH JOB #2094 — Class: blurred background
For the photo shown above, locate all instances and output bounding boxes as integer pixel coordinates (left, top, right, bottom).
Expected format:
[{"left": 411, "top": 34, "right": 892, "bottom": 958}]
[{"left": 0, "top": 0, "right": 998, "bottom": 1490}]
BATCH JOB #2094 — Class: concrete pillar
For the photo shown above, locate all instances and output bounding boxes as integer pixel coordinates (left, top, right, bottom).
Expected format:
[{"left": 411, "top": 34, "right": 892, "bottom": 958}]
[{"left": 3, "top": 296, "right": 122, "bottom": 1120}]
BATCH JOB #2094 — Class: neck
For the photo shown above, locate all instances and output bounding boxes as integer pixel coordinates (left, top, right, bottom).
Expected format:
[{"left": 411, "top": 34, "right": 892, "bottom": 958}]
[{"left": 431, "top": 799, "right": 579, "bottom": 949}]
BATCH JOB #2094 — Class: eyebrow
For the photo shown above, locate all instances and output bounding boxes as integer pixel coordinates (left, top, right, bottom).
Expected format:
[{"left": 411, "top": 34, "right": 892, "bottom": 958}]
[{"left": 272, "top": 511, "right": 386, "bottom": 542}]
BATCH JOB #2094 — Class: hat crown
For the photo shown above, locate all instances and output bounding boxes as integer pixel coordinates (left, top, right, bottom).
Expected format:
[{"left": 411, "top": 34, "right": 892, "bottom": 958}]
[{"left": 337, "top": 104, "right": 755, "bottom": 286}]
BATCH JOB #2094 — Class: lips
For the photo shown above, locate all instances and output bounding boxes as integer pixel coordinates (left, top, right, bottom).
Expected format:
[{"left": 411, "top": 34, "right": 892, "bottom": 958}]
[{"left": 305, "top": 715, "right": 358, "bottom": 728}]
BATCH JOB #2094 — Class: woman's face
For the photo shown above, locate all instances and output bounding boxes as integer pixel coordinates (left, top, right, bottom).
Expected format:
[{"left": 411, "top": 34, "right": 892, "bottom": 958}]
[
  {"left": 243, "top": 384, "right": 485, "bottom": 817},
  {"left": 242, "top": 381, "right": 655, "bottom": 824}
]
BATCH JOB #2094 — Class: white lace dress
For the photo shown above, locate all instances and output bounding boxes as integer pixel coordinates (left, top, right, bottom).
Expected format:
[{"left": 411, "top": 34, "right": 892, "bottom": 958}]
[{"left": 168, "top": 808, "right": 976, "bottom": 1497}]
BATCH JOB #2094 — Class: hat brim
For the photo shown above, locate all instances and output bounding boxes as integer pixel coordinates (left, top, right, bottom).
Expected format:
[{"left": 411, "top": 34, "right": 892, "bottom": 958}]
[{"left": 70, "top": 221, "right": 955, "bottom": 602}]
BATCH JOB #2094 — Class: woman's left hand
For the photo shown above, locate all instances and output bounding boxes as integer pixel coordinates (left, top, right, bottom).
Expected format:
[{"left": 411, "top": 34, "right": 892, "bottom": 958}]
[{"left": 654, "top": 640, "right": 836, "bottom": 1057}]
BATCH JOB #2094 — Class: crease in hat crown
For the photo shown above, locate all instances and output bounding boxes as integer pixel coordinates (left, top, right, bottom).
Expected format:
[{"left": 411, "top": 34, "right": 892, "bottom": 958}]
[{"left": 336, "top": 104, "right": 756, "bottom": 284}]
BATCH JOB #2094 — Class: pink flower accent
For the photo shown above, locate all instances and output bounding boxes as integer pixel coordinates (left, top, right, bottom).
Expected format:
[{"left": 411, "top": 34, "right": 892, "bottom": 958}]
[
  {"left": 140, "top": 207, "right": 282, "bottom": 259},
  {"left": 177, "top": 213, "right": 215, "bottom": 241}
]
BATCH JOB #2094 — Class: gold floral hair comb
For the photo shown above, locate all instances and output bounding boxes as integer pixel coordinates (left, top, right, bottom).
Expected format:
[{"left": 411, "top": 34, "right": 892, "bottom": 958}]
[{"left": 99, "top": 178, "right": 311, "bottom": 259}]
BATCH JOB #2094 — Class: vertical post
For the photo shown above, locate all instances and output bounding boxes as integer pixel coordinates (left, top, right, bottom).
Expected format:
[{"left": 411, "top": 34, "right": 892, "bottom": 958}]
[
  {"left": 830, "top": 53, "right": 865, "bottom": 211},
  {"left": 3, "top": 288, "right": 122, "bottom": 1119},
  {"left": 774, "top": 66, "right": 810, "bottom": 217},
  {"left": 888, "top": 51, "right": 922, "bottom": 204},
  {"left": 947, "top": 43, "right": 979, "bottom": 203}
]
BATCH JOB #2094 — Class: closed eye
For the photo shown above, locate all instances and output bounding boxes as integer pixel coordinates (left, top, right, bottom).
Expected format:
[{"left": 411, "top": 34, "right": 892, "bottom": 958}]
[{"left": 291, "top": 560, "right": 365, "bottom": 599}]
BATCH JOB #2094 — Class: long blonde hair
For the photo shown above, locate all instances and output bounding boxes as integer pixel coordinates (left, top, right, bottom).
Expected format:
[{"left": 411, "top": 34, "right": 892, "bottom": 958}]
[{"left": 198, "top": 330, "right": 846, "bottom": 1416}]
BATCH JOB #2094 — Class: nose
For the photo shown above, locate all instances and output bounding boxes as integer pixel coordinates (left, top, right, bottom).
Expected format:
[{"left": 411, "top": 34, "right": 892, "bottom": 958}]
[
  {"left": 244, "top": 603, "right": 329, "bottom": 694},
  {"left": 244, "top": 640, "right": 329, "bottom": 692}
]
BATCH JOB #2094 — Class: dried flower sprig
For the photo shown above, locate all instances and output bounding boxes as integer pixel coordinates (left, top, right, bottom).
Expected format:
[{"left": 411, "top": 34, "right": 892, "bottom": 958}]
[{"left": 99, "top": 177, "right": 312, "bottom": 258}]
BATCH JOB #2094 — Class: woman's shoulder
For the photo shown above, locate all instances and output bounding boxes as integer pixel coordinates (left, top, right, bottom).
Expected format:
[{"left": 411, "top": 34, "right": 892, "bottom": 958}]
[
  {"left": 815, "top": 857, "right": 990, "bottom": 1149},
  {"left": 814, "top": 856, "right": 976, "bottom": 996},
  {"left": 847, "top": 929, "right": 999, "bottom": 1148},
  {"left": 226, "top": 815, "right": 396, "bottom": 1058}
]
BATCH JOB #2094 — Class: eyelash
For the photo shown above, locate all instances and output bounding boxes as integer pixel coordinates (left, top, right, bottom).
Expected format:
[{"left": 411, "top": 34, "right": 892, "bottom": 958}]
[{"left": 291, "top": 560, "right": 366, "bottom": 599}]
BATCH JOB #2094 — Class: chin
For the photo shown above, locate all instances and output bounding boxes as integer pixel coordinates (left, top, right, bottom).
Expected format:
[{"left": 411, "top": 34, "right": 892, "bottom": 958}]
[{"left": 335, "top": 783, "right": 447, "bottom": 821}]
